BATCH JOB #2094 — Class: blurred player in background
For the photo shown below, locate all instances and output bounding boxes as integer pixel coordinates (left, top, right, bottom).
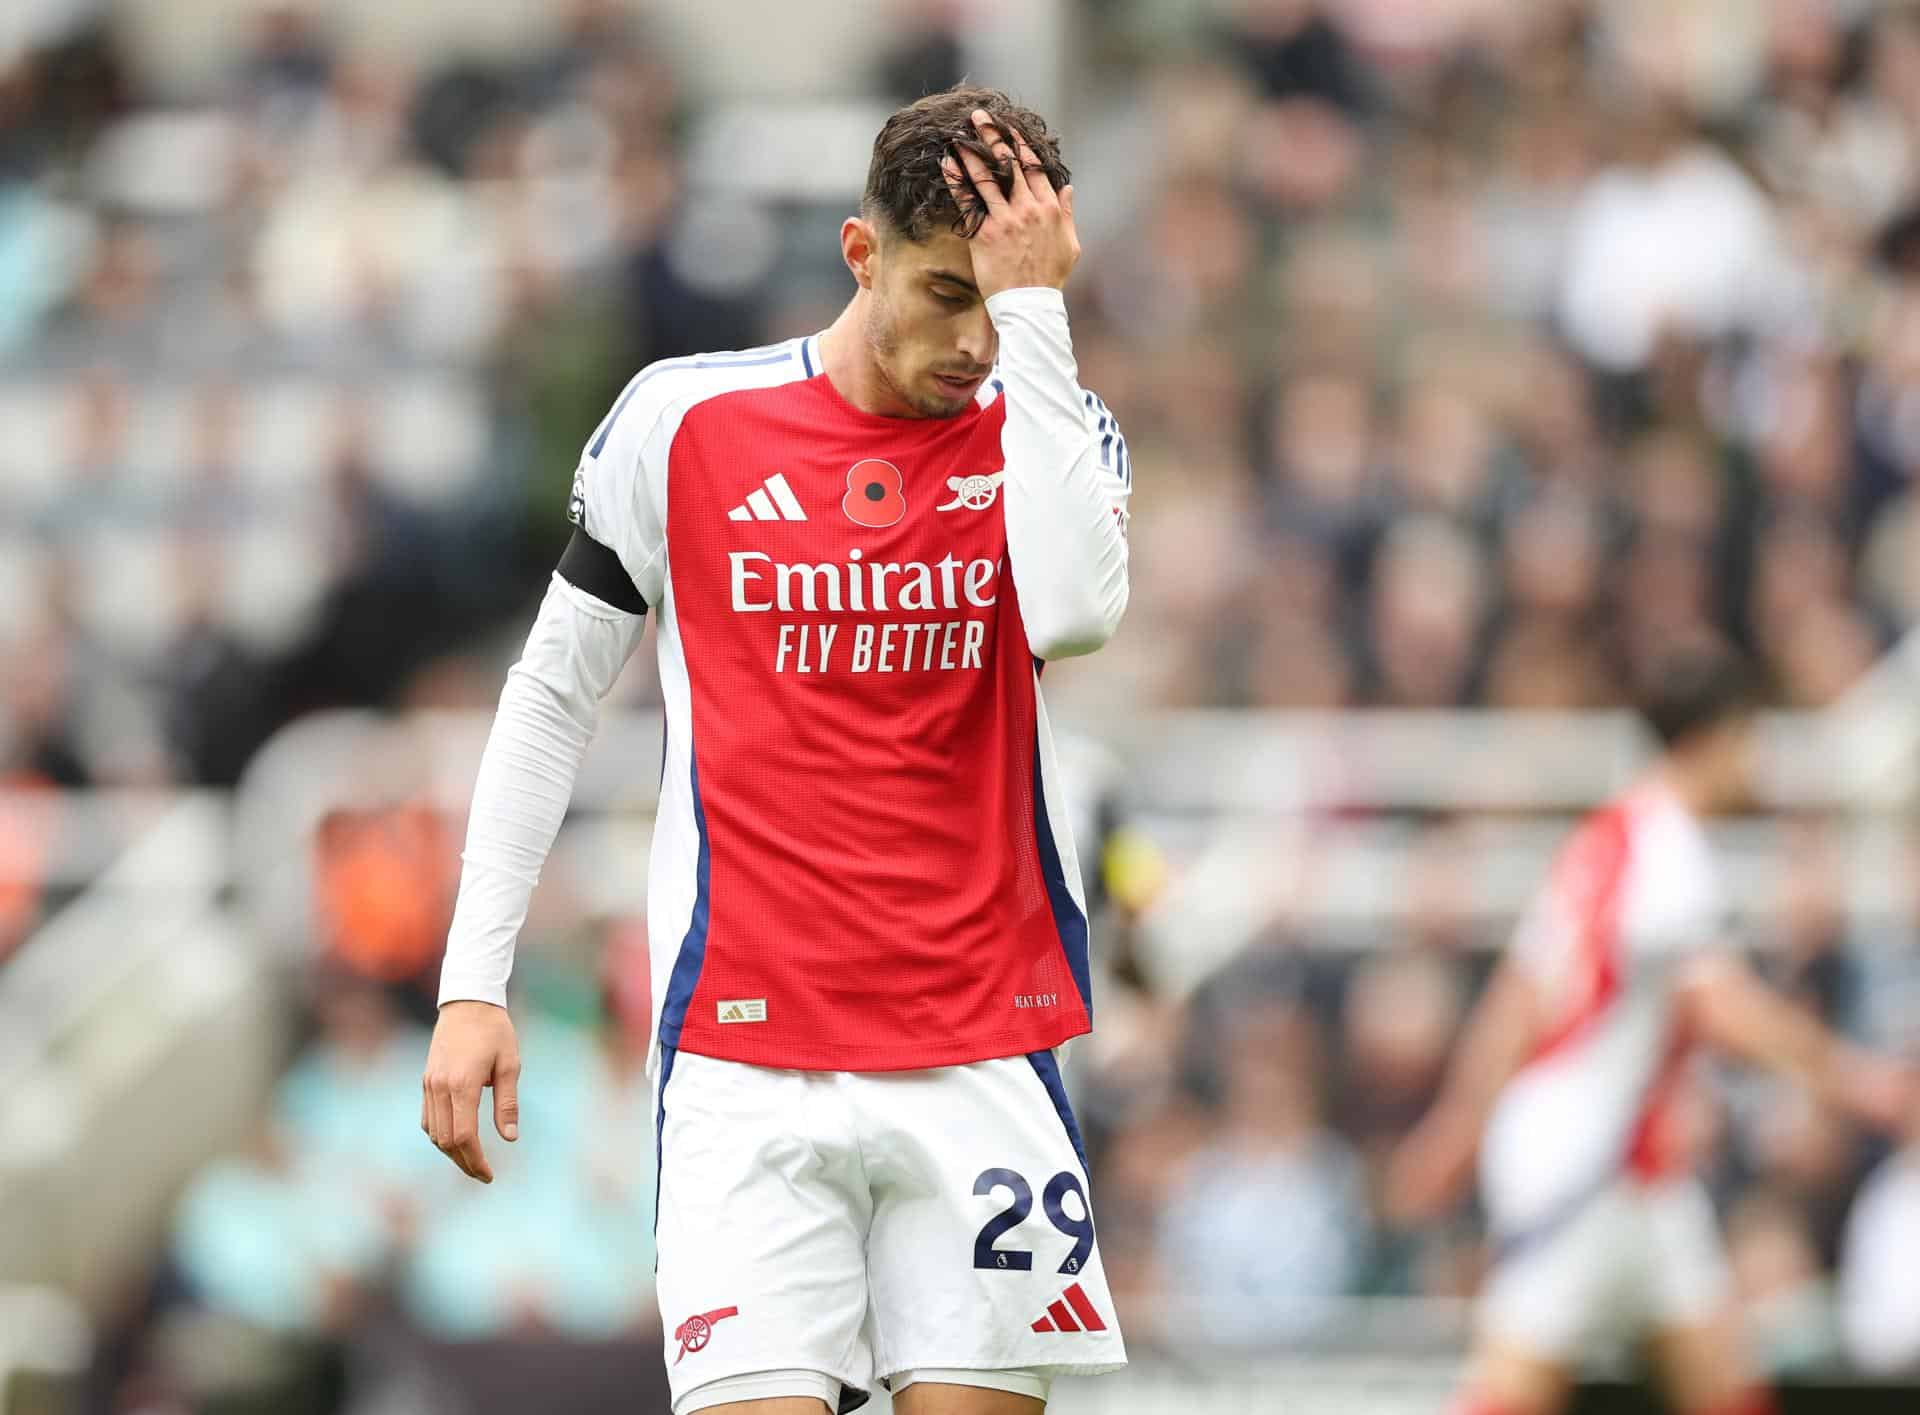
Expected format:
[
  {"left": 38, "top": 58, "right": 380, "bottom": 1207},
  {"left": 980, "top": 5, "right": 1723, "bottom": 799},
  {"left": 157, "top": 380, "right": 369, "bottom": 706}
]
[
  {"left": 421, "top": 86, "right": 1131, "bottom": 1415},
  {"left": 1389, "top": 647, "right": 1918, "bottom": 1415}
]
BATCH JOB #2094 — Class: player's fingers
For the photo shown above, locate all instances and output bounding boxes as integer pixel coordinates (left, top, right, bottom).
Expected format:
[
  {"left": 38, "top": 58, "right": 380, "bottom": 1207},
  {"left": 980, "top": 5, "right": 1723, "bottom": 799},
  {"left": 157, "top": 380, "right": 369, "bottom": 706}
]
[
  {"left": 941, "top": 154, "right": 979, "bottom": 227},
  {"left": 492, "top": 1056, "right": 521, "bottom": 1143},
  {"left": 1061, "top": 183, "right": 1075, "bottom": 221},
  {"left": 456, "top": 1134, "right": 492, "bottom": 1183},
  {"left": 969, "top": 109, "right": 1025, "bottom": 206},
  {"left": 954, "top": 141, "right": 1007, "bottom": 216},
  {"left": 427, "top": 1079, "right": 480, "bottom": 1180},
  {"left": 1007, "top": 127, "right": 1054, "bottom": 207},
  {"left": 449, "top": 1083, "right": 493, "bottom": 1183},
  {"left": 427, "top": 1079, "right": 454, "bottom": 1150}
]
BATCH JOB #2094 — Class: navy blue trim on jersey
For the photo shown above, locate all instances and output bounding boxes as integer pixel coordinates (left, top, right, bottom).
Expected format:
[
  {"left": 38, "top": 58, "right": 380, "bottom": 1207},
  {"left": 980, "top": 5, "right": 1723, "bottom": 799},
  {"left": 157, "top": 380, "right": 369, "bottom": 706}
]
[
  {"left": 657, "top": 743, "right": 714, "bottom": 1048},
  {"left": 800, "top": 337, "right": 815, "bottom": 378},
  {"left": 652, "top": 1042, "right": 678, "bottom": 1241},
  {"left": 1030, "top": 726, "right": 1092, "bottom": 1023},
  {"left": 1026, "top": 1048, "right": 1090, "bottom": 1176},
  {"left": 588, "top": 346, "right": 796, "bottom": 457}
]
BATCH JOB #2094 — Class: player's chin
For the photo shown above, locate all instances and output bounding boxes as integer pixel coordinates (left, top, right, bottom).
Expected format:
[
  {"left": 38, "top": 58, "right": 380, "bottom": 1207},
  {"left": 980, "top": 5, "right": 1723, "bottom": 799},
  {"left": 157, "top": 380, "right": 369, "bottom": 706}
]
[{"left": 922, "top": 375, "right": 981, "bottom": 415}]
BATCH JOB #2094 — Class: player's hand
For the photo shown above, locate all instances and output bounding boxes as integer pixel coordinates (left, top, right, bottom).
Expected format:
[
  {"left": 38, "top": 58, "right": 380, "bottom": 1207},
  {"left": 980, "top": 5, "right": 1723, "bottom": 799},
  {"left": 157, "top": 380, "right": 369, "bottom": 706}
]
[
  {"left": 943, "top": 108, "right": 1079, "bottom": 298},
  {"left": 1382, "top": 1106, "right": 1478, "bottom": 1227},
  {"left": 1834, "top": 1048, "right": 1920, "bottom": 1136},
  {"left": 422, "top": 1000, "right": 521, "bottom": 1184}
]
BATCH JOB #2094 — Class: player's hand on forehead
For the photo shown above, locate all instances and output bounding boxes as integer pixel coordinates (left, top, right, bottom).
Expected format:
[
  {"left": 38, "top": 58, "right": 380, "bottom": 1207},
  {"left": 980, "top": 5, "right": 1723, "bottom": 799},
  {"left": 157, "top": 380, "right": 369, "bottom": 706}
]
[
  {"left": 956, "top": 108, "right": 1055, "bottom": 209},
  {"left": 941, "top": 107, "right": 1079, "bottom": 297}
]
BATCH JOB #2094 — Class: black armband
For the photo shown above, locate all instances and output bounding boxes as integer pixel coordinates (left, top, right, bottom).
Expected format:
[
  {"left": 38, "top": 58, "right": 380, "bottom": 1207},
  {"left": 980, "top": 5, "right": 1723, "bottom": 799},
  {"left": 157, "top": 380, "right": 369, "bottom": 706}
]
[{"left": 557, "top": 527, "right": 648, "bottom": 615}]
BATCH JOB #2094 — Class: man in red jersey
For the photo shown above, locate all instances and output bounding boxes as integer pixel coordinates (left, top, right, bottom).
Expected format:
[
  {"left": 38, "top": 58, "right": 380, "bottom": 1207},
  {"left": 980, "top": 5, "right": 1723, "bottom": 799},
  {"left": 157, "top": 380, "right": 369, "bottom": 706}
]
[
  {"left": 1387, "top": 648, "right": 1918, "bottom": 1415},
  {"left": 421, "top": 86, "right": 1130, "bottom": 1414}
]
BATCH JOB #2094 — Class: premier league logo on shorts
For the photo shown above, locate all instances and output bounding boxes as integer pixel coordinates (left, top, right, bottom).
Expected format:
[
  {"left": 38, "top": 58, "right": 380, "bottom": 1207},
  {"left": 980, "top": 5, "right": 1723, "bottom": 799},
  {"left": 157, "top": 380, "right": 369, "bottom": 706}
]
[{"left": 673, "top": 1305, "right": 740, "bottom": 1363}]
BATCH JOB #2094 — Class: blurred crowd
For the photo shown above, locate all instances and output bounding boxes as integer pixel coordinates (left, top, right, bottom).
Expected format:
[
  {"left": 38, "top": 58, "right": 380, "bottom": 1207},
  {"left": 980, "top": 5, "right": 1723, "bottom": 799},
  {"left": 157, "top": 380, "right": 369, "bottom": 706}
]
[
  {"left": 9, "top": 0, "right": 1920, "bottom": 784},
  {"left": 7, "top": 0, "right": 1920, "bottom": 1409}
]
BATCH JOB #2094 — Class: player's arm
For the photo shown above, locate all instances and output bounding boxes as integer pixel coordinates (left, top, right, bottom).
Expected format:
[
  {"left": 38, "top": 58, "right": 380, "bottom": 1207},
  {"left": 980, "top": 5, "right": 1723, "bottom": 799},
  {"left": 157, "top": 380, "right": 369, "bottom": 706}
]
[
  {"left": 426, "top": 541, "right": 646, "bottom": 1183},
  {"left": 1385, "top": 958, "right": 1546, "bottom": 1223},
  {"left": 950, "top": 111, "right": 1130, "bottom": 661},
  {"left": 423, "top": 536, "right": 648, "bottom": 1183},
  {"left": 424, "top": 372, "right": 669, "bottom": 1184},
  {"left": 1676, "top": 951, "right": 1918, "bottom": 1132}
]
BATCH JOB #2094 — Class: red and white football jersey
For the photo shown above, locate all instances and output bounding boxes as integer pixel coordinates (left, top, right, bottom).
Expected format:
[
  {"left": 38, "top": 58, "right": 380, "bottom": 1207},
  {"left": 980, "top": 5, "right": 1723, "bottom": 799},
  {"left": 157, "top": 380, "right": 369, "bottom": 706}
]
[
  {"left": 1481, "top": 780, "right": 1725, "bottom": 1229},
  {"left": 571, "top": 331, "right": 1129, "bottom": 1072}
]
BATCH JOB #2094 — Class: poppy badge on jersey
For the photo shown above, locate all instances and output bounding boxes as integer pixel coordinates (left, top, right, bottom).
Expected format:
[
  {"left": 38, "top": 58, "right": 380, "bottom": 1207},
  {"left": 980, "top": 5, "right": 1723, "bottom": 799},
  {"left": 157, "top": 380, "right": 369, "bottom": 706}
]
[{"left": 843, "top": 459, "right": 907, "bottom": 527}]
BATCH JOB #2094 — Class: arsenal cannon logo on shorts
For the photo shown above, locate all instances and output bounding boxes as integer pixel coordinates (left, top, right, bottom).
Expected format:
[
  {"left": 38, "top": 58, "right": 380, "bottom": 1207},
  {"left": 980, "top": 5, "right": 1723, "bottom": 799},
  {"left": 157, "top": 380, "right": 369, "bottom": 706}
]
[{"left": 673, "top": 1305, "right": 740, "bottom": 1364}]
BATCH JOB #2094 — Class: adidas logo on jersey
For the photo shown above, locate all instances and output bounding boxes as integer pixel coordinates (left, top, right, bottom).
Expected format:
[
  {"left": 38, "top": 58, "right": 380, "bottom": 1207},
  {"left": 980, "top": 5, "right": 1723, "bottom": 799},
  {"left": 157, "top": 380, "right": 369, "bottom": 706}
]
[
  {"left": 727, "top": 474, "right": 808, "bottom": 522},
  {"left": 1029, "top": 1282, "right": 1108, "bottom": 1334},
  {"left": 717, "top": 998, "right": 767, "bottom": 1023}
]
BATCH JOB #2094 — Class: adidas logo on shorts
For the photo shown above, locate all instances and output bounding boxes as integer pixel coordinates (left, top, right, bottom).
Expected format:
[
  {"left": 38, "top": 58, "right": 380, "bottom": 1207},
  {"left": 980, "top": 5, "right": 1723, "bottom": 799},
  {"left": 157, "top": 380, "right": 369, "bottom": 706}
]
[{"left": 1029, "top": 1282, "right": 1107, "bottom": 1334}]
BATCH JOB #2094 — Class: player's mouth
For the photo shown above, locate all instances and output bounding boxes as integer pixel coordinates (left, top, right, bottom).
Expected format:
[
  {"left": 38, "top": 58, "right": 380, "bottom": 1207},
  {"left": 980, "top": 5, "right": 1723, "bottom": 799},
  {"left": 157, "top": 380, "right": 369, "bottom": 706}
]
[{"left": 932, "top": 371, "right": 985, "bottom": 397}]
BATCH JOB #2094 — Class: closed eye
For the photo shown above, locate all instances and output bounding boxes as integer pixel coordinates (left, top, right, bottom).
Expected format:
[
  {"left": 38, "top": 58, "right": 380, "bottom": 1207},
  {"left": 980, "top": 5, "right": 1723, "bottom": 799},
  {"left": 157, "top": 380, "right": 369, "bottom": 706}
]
[{"left": 932, "top": 289, "right": 971, "bottom": 308}]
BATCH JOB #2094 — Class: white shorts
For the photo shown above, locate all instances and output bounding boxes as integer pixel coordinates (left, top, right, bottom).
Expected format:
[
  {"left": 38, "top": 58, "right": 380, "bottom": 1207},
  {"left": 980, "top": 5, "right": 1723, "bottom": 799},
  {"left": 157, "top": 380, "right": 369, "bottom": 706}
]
[
  {"left": 1480, "top": 1177, "right": 1730, "bottom": 1362},
  {"left": 654, "top": 1048, "right": 1127, "bottom": 1413}
]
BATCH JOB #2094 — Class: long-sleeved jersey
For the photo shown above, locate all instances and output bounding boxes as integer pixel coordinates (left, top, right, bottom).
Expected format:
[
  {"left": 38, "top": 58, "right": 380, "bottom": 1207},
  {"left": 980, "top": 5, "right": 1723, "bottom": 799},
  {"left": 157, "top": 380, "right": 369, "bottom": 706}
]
[{"left": 438, "top": 287, "right": 1132, "bottom": 1072}]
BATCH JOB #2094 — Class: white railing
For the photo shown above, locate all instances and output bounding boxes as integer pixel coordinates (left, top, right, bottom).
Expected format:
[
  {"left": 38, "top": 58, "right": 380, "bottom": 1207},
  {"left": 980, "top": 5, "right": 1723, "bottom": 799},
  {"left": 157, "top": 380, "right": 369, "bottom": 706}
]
[
  {"left": 0, "top": 792, "right": 229, "bottom": 1086},
  {"left": 220, "top": 707, "right": 1919, "bottom": 957},
  {"left": 0, "top": 792, "right": 280, "bottom": 1309}
]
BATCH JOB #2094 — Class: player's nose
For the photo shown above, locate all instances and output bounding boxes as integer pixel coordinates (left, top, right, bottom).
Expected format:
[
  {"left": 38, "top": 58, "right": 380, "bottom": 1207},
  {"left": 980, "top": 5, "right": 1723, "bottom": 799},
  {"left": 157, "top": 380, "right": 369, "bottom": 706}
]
[{"left": 955, "top": 306, "right": 995, "bottom": 369}]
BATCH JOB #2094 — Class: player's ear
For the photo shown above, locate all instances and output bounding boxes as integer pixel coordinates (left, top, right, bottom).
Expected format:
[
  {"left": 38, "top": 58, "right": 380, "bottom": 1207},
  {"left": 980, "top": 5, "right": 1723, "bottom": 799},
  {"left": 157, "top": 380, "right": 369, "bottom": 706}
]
[{"left": 842, "top": 216, "right": 879, "bottom": 291}]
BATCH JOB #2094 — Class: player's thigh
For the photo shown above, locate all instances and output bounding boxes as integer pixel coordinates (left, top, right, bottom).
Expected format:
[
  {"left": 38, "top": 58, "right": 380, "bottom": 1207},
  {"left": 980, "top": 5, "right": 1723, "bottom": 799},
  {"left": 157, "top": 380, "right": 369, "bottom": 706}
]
[
  {"left": 656, "top": 1052, "right": 871, "bottom": 1404},
  {"left": 858, "top": 1052, "right": 1126, "bottom": 1383},
  {"left": 691, "top": 1401, "right": 833, "bottom": 1415},
  {"left": 1479, "top": 1186, "right": 1634, "bottom": 1368},
  {"left": 891, "top": 1379, "right": 1046, "bottom": 1415}
]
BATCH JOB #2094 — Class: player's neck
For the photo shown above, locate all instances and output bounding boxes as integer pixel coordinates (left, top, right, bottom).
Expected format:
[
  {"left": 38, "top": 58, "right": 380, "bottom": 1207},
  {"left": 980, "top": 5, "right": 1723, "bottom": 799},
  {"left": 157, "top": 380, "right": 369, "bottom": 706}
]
[
  {"left": 818, "top": 295, "right": 921, "bottom": 419},
  {"left": 1649, "top": 758, "right": 1713, "bottom": 818}
]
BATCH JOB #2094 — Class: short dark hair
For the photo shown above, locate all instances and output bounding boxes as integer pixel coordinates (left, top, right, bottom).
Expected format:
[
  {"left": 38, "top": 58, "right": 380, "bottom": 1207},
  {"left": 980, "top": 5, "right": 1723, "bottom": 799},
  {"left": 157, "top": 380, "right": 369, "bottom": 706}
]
[
  {"left": 1639, "top": 644, "right": 1764, "bottom": 748},
  {"left": 863, "top": 84, "right": 1070, "bottom": 242}
]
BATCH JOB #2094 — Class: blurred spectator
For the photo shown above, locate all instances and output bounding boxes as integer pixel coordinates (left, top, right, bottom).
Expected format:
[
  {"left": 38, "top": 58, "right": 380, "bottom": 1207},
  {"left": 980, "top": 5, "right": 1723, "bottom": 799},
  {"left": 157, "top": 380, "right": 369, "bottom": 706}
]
[
  {"left": 170, "top": 1125, "right": 388, "bottom": 1334},
  {"left": 1361, "top": 517, "right": 1486, "bottom": 707},
  {"left": 1725, "top": 1188, "right": 1843, "bottom": 1378},
  {"left": 1332, "top": 949, "right": 1463, "bottom": 1164},
  {"left": 1219, "top": 0, "right": 1370, "bottom": 118},
  {"left": 1856, "top": 818, "right": 1920, "bottom": 1057},
  {"left": 874, "top": 0, "right": 968, "bottom": 103},
  {"left": 1156, "top": 1002, "right": 1368, "bottom": 1348},
  {"left": 1557, "top": 103, "right": 1804, "bottom": 374},
  {"left": 1744, "top": 1089, "right": 1873, "bottom": 1270},
  {"left": 1768, "top": 816, "right": 1863, "bottom": 1035},
  {"left": 313, "top": 806, "right": 457, "bottom": 1012},
  {"left": 171, "top": 971, "right": 433, "bottom": 1334}
]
